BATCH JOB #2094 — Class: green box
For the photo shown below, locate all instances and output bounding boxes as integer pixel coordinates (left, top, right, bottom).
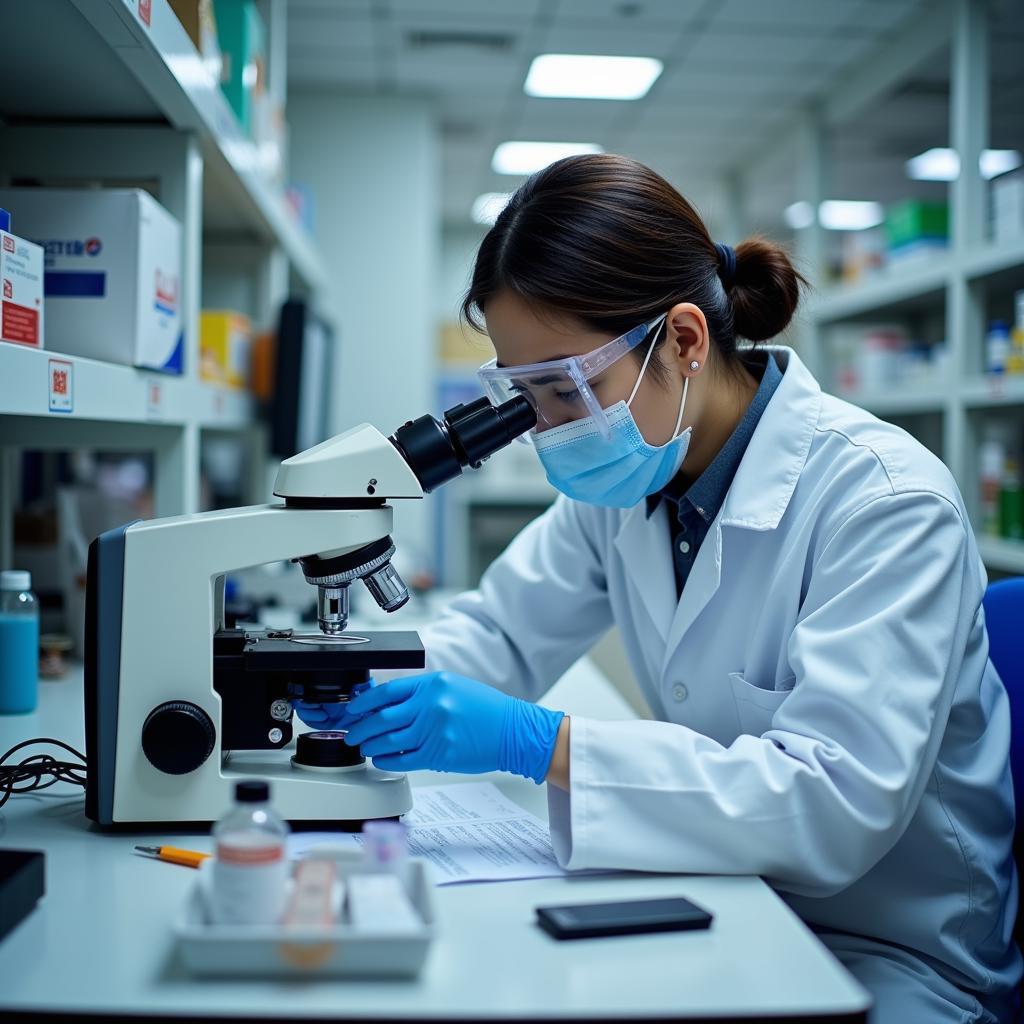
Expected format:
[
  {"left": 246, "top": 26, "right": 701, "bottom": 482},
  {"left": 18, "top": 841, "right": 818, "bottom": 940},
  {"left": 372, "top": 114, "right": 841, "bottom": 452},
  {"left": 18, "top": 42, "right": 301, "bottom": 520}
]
[
  {"left": 884, "top": 200, "right": 949, "bottom": 248},
  {"left": 213, "top": 0, "right": 265, "bottom": 134}
]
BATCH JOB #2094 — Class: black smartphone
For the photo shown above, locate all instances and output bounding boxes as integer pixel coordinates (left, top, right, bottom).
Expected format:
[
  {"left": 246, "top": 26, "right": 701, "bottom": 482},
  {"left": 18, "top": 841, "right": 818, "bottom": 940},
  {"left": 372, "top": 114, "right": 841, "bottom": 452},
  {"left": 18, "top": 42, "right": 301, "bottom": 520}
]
[{"left": 536, "top": 895, "right": 713, "bottom": 940}]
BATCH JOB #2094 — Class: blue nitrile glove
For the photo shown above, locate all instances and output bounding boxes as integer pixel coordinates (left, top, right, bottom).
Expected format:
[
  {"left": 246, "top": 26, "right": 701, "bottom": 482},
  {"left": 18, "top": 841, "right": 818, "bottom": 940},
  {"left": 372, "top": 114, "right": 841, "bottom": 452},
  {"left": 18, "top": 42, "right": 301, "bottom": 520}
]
[
  {"left": 292, "top": 681, "right": 372, "bottom": 730},
  {"left": 342, "top": 672, "right": 564, "bottom": 783}
]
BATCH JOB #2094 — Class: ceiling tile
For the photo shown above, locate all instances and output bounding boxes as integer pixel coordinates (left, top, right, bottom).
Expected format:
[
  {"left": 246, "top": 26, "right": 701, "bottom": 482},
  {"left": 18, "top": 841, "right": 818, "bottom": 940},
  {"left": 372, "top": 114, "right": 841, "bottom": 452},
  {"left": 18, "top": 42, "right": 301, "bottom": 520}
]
[
  {"left": 535, "top": 24, "right": 688, "bottom": 58},
  {"left": 553, "top": 0, "right": 703, "bottom": 25},
  {"left": 289, "top": 0, "right": 373, "bottom": 15},
  {"left": 682, "top": 28, "right": 828, "bottom": 67},
  {"left": 393, "top": 52, "right": 523, "bottom": 96},
  {"left": 288, "top": 16, "right": 376, "bottom": 54},
  {"left": 387, "top": 0, "right": 544, "bottom": 18},
  {"left": 515, "top": 98, "right": 627, "bottom": 134},
  {"left": 711, "top": 0, "right": 863, "bottom": 32},
  {"left": 288, "top": 54, "right": 378, "bottom": 88},
  {"left": 853, "top": 0, "right": 926, "bottom": 32}
]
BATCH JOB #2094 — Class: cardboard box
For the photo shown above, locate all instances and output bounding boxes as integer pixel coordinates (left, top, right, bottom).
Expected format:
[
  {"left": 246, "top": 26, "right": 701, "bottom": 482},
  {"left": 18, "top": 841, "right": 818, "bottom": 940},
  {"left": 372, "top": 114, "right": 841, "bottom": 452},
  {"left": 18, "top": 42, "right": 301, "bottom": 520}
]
[
  {"left": 169, "top": 0, "right": 223, "bottom": 83},
  {"left": 992, "top": 170, "right": 1024, "bottom": 243},
  {"left": 0, "top": 188, "right": 183, "bottom": 374},
  {"left": 0, "top": 227, "right": 44, "bottom": 348},
  {"left": 884, "top": 200, "right": 948, "bottom": 249},
  {"left": 200, "top": 310, "right": 251, "bottom": 389},
  {"left": 215, "top": 0, "right": 266, "bottom": 135}
]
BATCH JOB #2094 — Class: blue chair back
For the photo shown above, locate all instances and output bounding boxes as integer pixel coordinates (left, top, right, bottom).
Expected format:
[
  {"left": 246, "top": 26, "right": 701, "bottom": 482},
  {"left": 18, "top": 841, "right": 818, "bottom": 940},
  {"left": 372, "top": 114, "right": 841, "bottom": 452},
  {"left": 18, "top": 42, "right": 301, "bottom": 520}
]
[
  {"left": 983, "top": 576, "right": 1024, "bottom": 969},
  {"left": 984, "top": 578, "right": 1024, "bottom": 831}
]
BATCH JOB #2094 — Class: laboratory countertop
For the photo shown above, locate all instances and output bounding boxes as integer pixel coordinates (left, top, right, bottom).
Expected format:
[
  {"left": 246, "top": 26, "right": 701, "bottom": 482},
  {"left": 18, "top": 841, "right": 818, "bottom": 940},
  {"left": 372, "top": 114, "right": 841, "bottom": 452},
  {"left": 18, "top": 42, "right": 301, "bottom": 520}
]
[{"left": 0, "top": 659, "right": 870, "bottom": 1023}]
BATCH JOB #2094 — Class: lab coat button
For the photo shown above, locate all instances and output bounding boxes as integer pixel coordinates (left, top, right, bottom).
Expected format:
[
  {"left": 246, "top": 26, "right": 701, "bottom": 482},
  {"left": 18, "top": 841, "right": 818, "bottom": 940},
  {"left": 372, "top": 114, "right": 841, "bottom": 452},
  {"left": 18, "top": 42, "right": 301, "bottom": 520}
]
[
  {"left": 678, "top": 539, "right": 691, "bottom": 554},
  {"left": 672, "top": 683, "right": 688, "bottom": 702}
]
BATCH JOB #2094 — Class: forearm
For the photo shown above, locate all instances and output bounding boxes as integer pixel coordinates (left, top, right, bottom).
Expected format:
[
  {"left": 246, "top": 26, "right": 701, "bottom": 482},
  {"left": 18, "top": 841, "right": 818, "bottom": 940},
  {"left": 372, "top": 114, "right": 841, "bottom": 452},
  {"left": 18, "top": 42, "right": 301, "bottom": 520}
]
[{"left": 545, "top": 716, "right": 571, "bottom": 790}]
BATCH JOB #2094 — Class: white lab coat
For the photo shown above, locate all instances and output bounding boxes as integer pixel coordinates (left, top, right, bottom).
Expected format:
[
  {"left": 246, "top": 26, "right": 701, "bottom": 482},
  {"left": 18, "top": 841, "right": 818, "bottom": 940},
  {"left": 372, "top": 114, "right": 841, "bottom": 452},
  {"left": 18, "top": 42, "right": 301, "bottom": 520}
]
[{"left": 421, "top": 347, "right": 1021, "bottom": 1019}]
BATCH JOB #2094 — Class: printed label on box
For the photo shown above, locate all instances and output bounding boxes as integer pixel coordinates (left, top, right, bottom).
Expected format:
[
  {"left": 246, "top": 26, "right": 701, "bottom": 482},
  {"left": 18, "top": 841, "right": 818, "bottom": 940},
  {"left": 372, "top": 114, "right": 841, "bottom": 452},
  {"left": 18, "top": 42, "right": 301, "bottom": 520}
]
[
  {"left": 48, "top": 359, "right": 73, "bottom": 414},
  {"left": 146, "top": 379, "right": 163, "bottom": 419},
  {"left": 3, "top": 300, "right": 39, "bottom": 346},
  {"left": 139, "top": 0, "right": 151, "bottom": 27}
]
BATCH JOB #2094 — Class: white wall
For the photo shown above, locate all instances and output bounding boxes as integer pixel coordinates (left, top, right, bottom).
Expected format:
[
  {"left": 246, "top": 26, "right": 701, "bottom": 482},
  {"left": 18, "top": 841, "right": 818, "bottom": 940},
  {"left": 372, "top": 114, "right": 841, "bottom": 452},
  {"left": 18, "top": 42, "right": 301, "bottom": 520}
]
[
  {"left": 437, "top": 225, "right": 486, "bottom": 322},
  {"left": 289, "top": 93, "right": 439, "bottom": 567}
]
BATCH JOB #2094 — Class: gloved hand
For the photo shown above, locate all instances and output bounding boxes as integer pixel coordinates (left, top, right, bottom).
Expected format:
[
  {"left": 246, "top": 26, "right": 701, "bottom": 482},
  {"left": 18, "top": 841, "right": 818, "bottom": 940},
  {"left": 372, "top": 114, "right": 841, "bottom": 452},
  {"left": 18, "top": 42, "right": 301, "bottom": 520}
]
[
  {"left": 342, "top": 671, "right": 564, "bottom": 783},
  {"left": 292, "top": 681, "right": 372, "bottom": 731}
]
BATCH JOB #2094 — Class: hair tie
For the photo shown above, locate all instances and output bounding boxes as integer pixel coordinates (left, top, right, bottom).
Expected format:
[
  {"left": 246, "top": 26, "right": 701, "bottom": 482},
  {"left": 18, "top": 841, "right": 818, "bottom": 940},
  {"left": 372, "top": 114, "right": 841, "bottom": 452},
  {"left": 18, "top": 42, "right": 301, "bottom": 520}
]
[{"left": 714, "top": 242, "right": 736, "bottom": 290}]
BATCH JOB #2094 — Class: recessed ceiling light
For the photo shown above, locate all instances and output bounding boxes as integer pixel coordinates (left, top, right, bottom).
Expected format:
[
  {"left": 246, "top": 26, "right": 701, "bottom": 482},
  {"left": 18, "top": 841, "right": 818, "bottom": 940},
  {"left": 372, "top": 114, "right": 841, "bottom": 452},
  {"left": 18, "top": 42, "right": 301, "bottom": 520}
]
[
  {"left": 471, "top": 192, "right": 512, "bottom": 225},
  {"left": 784, "top": 200, "right": 884, "bottom": 231},
  {"left": 524, "top": 54, "right": 663, "bottom": 100},
  {"left": 492, "top": 141, "right": 604, "bottom": 176},
  {"left": 819, "top": 200, "right": 884, "bottom": 231},
  {"left": 906, "top": 147, "right": 1024, "bottom": 181},
  {"left": 783, "top": 201, "right": 815, "bottom": 230}
]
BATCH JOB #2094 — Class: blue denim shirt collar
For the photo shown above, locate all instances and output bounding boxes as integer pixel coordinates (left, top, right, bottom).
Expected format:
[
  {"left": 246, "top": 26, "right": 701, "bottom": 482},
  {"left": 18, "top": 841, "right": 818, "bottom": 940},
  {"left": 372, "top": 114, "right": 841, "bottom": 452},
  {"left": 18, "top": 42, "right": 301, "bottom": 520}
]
[{"left": 646, "top": 352, "right": 782, "bottom": 522}]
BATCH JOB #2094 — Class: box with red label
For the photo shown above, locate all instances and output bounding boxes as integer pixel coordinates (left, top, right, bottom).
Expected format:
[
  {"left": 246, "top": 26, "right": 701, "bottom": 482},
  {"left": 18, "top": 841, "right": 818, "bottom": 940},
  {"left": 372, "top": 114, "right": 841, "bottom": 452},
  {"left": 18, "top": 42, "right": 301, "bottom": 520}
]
[
  {"left": 0, "top": 188, "right": 183, "bottom": 374},
  {"left": 0, "top": 227, "right": 44, "bottom": 349}
]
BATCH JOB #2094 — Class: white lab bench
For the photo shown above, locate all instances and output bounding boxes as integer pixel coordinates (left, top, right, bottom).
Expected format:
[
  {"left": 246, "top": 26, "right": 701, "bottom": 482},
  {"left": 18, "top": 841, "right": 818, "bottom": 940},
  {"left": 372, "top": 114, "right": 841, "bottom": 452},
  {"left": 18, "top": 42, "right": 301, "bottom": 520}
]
[{"left": 0, "top": 658, "right": 870, "bottom": 1022}]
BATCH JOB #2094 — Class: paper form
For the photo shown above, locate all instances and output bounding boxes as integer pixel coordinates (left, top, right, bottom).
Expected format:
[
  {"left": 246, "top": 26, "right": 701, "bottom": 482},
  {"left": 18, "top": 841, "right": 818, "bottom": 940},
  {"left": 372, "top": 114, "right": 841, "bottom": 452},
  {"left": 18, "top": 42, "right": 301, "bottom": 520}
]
[{"left": 288, "top": 782, "right": 573, "bottom": 885}]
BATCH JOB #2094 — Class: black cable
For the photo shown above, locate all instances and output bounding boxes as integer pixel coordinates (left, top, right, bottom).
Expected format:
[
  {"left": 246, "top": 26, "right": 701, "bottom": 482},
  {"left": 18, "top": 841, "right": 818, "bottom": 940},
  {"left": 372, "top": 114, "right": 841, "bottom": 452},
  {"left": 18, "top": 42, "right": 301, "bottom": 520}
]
[{"left": 0, "top": 738, "right": 88, "bottom": 809}]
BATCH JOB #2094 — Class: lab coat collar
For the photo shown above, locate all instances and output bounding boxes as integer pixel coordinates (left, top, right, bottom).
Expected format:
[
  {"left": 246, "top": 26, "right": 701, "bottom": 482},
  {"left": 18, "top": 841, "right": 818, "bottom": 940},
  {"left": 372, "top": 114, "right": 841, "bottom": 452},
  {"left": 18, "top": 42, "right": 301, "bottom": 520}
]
[
  {"left": 612, "top": 347, "right": 821, "bottom": 647},
  {"left": 613, "top": 500, "right": 677, "bottom": 642},
  {"left": 719, "top": 346, "right": 820, "bottom": 532}
]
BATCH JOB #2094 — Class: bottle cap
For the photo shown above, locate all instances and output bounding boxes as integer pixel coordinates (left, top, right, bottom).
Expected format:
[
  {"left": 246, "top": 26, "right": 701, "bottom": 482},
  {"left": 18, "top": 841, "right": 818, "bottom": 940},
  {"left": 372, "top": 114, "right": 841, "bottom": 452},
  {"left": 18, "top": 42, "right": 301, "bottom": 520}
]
[
  {"left": 235, "top": 779, "right": 270, "bottom": 803},
  {"left": 0, "top": 570, "right": 31, "bottom": 592}
]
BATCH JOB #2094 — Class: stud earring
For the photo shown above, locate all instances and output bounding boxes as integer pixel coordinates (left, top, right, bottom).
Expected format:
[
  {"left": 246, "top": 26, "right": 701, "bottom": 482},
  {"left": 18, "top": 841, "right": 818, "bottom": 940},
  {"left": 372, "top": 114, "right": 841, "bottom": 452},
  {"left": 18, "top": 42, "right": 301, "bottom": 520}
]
[{"left": 689, "top": 360, "right": 700, "bottom": 371}]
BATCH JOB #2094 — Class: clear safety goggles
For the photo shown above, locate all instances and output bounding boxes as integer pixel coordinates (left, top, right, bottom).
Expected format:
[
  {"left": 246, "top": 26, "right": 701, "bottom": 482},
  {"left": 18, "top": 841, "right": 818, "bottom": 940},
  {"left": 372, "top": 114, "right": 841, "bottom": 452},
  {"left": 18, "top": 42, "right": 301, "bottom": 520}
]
[{"left": 477, "top": 313, "right": 667, "bottom": 441}]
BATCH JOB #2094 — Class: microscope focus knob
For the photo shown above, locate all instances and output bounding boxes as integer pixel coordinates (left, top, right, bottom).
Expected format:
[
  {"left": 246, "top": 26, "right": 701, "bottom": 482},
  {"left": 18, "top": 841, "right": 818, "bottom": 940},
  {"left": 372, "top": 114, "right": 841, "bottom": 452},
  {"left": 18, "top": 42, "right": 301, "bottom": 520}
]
[{"left": 141, "top": 701, "right": 216, "bottom": 775}]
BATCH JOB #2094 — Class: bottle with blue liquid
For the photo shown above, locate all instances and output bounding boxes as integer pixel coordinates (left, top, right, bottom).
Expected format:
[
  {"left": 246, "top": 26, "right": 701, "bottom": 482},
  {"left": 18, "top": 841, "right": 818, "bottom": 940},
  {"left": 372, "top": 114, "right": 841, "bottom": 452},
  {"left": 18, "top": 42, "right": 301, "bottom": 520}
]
[{"left": 0, "top": 570, "right": 39, "bottom": 714}]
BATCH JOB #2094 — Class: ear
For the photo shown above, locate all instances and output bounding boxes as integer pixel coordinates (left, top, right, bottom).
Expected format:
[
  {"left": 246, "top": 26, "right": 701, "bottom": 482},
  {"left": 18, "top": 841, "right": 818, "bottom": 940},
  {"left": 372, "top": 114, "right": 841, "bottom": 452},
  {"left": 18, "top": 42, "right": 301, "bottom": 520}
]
[{"left": 663, "top": 303, "right": 709, "bottom": 376}]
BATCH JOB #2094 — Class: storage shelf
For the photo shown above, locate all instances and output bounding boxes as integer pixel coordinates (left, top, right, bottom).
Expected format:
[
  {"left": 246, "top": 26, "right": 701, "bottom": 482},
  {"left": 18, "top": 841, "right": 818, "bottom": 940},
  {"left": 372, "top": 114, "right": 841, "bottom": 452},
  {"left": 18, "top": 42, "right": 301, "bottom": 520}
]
[
  {"left": 961, "top": 376, "right": 1024, "bottom": 408},
  {"left": 977, "top": 537, "right": 1024, "bottom": 575},
  {"left": 809, "top": 261, "right": 950, "bottom": 324},
  {"left": 810, "top": 238, "right": 1024, "bottom": 328},
  {"left": 0, "top": 0, "right": 325, "bottom": 293},
  {"left": 963, "top": 237, "right": 1024, "bottom": 281},
  {"left": 0, "top": 343, "right": 253, "bottom": 430},
  {"left": 835, "top": 389, "right": 946, "bottom": 416},
  {"left": 99, "top": 0, "right": 325, "bottom": 291}
]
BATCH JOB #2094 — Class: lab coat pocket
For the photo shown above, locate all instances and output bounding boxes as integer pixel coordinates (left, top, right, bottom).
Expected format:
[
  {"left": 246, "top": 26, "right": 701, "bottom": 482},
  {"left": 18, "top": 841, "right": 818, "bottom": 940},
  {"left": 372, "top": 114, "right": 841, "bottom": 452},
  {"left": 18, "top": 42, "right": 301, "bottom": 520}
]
[{"left": 727, "top": 672, "right": 794, "bottom": 736}]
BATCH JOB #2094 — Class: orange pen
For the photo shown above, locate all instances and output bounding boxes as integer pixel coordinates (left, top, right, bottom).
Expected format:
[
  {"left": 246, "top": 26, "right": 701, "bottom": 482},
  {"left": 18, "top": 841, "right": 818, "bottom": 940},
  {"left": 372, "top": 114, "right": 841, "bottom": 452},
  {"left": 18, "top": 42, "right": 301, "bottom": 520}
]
[{"left": 135, "top": 845, "right": 211, "bottom": 869}]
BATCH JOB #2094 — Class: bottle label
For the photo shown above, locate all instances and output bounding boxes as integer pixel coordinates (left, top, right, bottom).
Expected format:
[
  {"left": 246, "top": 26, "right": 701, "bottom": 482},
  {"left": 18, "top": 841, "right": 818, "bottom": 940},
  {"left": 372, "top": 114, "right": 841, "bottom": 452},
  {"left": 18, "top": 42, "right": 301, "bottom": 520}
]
[{"left": 216, "top": 842, "right": 284, "bottom": 865}]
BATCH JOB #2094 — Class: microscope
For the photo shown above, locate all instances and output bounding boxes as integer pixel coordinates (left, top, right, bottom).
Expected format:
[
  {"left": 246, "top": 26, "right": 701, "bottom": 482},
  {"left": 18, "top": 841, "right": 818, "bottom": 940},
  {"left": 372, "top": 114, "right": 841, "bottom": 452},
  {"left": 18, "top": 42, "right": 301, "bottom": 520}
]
[{"left": 84, "top": 396, "right": 535, "bottom": 826}]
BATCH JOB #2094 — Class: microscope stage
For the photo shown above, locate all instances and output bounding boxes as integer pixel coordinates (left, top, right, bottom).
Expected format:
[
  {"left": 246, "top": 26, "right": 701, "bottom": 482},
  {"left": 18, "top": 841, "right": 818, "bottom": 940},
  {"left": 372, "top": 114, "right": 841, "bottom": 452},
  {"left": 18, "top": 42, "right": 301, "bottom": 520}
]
[{"left": 235, "top": 629, "right": 426, "bottom": 671}]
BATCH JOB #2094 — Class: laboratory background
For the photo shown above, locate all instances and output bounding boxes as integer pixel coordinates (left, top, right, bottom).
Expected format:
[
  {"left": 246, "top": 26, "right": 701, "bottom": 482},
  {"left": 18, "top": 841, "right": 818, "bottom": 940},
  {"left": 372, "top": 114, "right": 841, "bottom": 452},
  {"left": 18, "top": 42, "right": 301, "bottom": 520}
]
[
  {"left": 0, "top": 0, "right": 1022, "bottom": 1021},
  {"left": 2, "top": 0, "right": 1023, "bottom": 710}
]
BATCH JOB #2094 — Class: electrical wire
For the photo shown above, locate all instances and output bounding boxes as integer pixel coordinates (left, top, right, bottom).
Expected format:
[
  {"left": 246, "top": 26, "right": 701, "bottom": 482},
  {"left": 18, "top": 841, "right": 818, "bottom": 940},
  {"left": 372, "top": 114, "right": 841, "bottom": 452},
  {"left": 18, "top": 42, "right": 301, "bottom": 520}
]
[{"left": 0, "top": 738, "right": 87, "bottom": 809}]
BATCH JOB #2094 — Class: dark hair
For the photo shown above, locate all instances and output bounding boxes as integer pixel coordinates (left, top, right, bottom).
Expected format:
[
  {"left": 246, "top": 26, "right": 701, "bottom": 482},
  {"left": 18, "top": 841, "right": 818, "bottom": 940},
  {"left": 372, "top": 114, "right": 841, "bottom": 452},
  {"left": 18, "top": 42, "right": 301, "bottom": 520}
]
[{"left": 462, "top": 154, "right": 805, "bottom": 380}]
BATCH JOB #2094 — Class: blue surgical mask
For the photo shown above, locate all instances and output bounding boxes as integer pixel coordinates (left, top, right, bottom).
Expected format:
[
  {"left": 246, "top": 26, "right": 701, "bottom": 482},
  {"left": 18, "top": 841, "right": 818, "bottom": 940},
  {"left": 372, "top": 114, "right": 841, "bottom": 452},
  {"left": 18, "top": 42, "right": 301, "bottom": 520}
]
[{"left": 531, "top": 334, "right": 692, "bottom": 509}]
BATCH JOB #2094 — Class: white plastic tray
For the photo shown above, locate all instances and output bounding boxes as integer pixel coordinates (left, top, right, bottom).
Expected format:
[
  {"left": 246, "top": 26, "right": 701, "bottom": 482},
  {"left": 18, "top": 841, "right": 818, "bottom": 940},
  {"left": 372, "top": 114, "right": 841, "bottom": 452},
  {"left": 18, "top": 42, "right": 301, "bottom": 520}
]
[{"left": 175, "top": 850, "right": 435, "bottom": 978}]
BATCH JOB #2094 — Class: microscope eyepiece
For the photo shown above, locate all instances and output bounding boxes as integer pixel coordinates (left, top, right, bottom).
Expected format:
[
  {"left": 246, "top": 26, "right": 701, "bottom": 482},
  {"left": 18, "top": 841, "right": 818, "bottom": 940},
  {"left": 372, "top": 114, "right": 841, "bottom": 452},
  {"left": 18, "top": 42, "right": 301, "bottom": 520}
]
[{"left": 390, "top": 395, "right": 536, "bottom": 493}]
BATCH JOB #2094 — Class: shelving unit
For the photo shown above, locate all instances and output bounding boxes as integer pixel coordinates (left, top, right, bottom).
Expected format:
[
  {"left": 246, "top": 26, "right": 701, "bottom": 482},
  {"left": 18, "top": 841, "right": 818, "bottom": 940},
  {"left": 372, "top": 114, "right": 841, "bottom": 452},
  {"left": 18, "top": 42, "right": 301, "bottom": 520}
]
[
  {"left": 783, "top": 0, "right": 1024, "bottom": 576},
  {"left": 0, "top": 0, "right": 328, "bottom": 569}
]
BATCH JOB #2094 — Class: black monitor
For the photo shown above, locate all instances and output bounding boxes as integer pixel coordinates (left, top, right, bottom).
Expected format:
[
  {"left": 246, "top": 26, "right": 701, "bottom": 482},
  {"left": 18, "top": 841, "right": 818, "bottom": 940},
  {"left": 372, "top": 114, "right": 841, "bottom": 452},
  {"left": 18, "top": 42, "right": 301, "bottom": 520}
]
[{"left": 269, "top": 298, "right": 335, "bottom": 459}]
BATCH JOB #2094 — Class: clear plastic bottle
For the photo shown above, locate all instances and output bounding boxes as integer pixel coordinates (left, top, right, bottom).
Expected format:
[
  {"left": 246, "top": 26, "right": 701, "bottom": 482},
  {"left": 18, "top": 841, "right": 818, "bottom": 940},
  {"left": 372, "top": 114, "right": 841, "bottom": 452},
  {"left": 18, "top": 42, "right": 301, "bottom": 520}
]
[
  {"left": 211, "top": 780, "right": 289, "bottom": 925},
  {"left": 0, "top": 570, "right": 39, "bottom": 715}
]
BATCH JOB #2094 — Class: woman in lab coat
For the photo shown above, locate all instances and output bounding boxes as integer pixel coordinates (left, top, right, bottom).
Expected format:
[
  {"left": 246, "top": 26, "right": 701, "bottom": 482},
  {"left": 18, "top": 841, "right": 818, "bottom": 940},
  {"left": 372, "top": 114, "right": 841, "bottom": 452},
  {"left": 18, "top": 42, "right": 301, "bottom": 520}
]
[{"left": 335, "top": 155, "right": 1021, "bottom": 1021}]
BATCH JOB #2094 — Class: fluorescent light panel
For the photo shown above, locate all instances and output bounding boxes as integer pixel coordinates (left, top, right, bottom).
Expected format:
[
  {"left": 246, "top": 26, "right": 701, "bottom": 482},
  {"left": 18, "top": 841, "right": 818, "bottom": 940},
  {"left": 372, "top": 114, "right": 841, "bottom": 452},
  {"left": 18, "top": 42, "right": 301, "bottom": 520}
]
[
  {"left": 472, "top": 192, "right": 512, "bottom": 226},
  {"left": 906, "top": 147, "right": 1023, "bottom": 181},
  {"left": 784, "top": 200, "right": 885, "bottom": 231},
  {"left": 524, "top": 54, "right": 663, "bottom": 100},
  {"left": 492, "top": 141, "right": 604, "bottom": 176}
]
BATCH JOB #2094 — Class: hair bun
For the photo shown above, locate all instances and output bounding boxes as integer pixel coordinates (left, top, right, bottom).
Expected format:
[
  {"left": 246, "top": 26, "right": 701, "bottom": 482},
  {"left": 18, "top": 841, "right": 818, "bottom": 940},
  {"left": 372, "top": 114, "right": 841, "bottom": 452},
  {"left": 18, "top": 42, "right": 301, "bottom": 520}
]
[{"left": 730, "top": 236, "right": 805, "bottom": 342}]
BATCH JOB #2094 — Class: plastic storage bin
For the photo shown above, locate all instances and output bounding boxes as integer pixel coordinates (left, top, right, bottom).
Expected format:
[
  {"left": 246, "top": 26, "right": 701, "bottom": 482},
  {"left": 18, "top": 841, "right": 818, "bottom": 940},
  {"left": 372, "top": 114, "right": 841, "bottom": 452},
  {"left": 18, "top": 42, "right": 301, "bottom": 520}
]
[{"left": 175, "top": 849, "right": 435, "bottom": 978}]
